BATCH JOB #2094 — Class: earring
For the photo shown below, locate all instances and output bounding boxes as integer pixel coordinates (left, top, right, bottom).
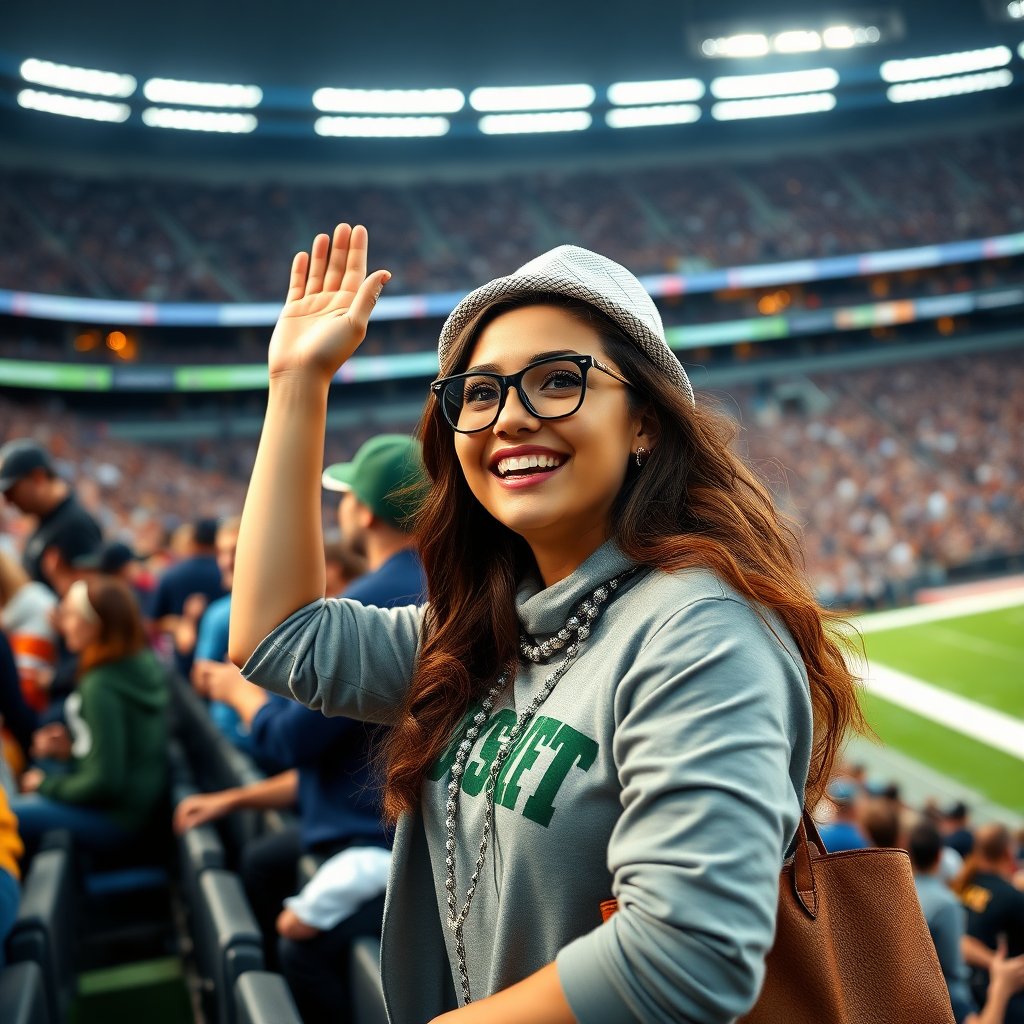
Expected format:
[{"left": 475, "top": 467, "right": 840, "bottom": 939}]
[{"left": 635, "top": 447, "right": 649, "bottom": 468}]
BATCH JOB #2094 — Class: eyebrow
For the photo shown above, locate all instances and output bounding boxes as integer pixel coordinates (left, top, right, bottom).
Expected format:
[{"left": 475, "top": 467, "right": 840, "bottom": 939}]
[{"left": 465, "top": 349, "right": 579, "bottom": 373}]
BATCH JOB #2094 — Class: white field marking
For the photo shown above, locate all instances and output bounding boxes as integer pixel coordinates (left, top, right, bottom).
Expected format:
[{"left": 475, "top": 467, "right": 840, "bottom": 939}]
[
  {"left": 855, "top": 587, "right": 1024, "bottom": 634},
  {"left": 862, "top": 659, "right": 1024, "bottom": 761},
  {"left": 923, "top": 624, "right": 1024, "bottom": 666}
]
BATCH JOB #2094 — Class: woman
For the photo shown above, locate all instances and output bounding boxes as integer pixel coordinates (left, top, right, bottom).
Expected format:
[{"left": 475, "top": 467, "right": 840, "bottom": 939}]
[
  {"left": 230, "top": 226, "right": 861, "bottom": 1024},
  {"left": 0, "top": 549, "right": 58, "bottom": 712},
  {"left": 14, "top": 577, "right": 168, "bottom": 850}
]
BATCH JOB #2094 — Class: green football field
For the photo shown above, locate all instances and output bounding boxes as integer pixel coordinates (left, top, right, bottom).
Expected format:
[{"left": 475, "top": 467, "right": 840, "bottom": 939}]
[{"left": 859, "top": 602, "right": 1024, "bottom": 813}]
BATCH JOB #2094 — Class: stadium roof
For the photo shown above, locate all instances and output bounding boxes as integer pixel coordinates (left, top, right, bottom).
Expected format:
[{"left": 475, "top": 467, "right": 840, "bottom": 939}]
[{"left": 2, "top": 0, "right": 1023, "bottom": 172}]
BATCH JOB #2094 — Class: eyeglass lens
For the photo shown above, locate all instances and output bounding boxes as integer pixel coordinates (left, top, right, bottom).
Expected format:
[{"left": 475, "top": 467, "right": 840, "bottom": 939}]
[{"left": 440, "top": 359, "right": 587, "bottom": 432}]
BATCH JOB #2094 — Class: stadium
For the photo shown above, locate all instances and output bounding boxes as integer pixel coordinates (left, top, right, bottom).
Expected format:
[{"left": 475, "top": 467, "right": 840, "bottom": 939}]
[{"left": 0, "top": 0, "right": 1022, "bottom": 1021}]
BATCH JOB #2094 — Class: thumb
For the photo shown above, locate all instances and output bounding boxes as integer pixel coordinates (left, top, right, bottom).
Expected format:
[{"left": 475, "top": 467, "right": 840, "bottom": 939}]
[
  {"left": 996, "top": 935, "right": 1008, "bottom": 961},
  {"left": 347, "top": 270, "right": 391, "bottom": 334}
]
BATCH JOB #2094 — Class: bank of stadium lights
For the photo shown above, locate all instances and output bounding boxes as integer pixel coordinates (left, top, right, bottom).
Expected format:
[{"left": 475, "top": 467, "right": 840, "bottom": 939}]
[
  {"left": 142, "top": 79, "right": 262, "bottom": 108},
  {"left": 141, "top": 108, "right": 257, "bottom": 133},
  {"left": 478, "top": 111, "right": 592, "bottom": 134},
  {"left": 315, "top": 115, "right": 450, "bottom": 137},
  {"left": 880, "top": 46, "right": 1013, "bottom": 104},
  {"left": 20, "top": 58, "right": 137, "bottom": 98},
  {"left": 604, "top": 78, "right": 704, "bottom": 129},
  {"left": 701, "top": 25, "right": 880, "bottom": 58},
  {"left": 17, "top": 89, "right": 130, "bottom": 122},
  {"left": 312, "top": 88, "right": 464, "bottom": 114},
  {"left": 709, "top": 68, "right": 839, "bottom": 120},
  {"left": 469, "top": 84, "right": 594, "bottom": 134}
]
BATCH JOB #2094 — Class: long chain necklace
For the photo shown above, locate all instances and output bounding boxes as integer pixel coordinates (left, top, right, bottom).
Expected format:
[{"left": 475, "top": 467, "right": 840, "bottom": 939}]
[{"left": 443, "top": 566, "right": 640, "bottom": 1004}]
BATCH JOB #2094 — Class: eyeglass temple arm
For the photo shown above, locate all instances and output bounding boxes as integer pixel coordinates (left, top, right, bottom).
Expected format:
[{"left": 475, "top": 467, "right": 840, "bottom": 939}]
[{"left": 593, "top": 359, "right": 634, "bottom": 388}]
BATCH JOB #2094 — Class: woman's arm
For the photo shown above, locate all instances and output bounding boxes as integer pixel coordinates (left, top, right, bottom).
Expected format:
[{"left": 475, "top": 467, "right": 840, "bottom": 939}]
[
  {"left": 433, "top": 963, "right": 575, "bottom": 1024},
  {"left": 229, "top": 225, "right": 390, "bottom": 666}
]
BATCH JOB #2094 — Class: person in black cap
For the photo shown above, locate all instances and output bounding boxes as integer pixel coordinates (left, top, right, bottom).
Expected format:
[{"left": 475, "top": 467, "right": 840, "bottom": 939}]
[
  {"left": 73, "top": 540, "right": 150, "bottom": 609},
  {"left": 0, "top": 439, "right": 101, "bottom": 596}
]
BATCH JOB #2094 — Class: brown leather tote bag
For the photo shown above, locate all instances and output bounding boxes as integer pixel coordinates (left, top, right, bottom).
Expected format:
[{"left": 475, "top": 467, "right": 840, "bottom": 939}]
[{"left": 601, "top": 812, "right": 955, "bottom": 1023}]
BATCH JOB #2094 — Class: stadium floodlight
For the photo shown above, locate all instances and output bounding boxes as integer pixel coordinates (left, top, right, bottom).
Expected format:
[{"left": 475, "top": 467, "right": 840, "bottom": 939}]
[
  {"left": 605, "top": 104, "right": 701, "bottom": 129},
  {"left": 142, "top": 107, "right": 257, "bottom": 132},
  {"left": 772, "top": 30, "right": 822, "bottom": 53},
  {"left": 886, "top": 68, "right": 1013, "bottom": 103},
  {"left": 477, "top": 111, "right": 592, "bottom": 134},
  {"left": 17, "top": 89, "right": 130, "bottom": 122},
  {"left": 880, "top": 46, "right": 1011, "bottom": 83},
  {"left": 701, "top": 34, "right": 769, "bottom": 58},
  {"left": 710, "top": 68, "right": 839, "bottom": 99},
  {"left": 606, "top": 79, "right": 705, "bottom": 105},
  {"left": 312, "top": 88, "right": 464, "bottom": 114},
  {"left": 711, "top": 92, "right": 837, "bottom": 120},
  {"left": 142, "top": 79, "right": 262, "bottom": 108},
  {"left": 823, "top": 25, "right": 882, "bottom": 48},
  {"left": 20, "top": 58, "right": 136, "bottom": 98},
  {"left": 314, "top": 115, "right": 450, "bottom": 137},
  {"left": 469, "top": 84, "right": 595, "bottom": 111},
  {"left": 1008, "top": 1, "right": 1023, "bottom": 17}
]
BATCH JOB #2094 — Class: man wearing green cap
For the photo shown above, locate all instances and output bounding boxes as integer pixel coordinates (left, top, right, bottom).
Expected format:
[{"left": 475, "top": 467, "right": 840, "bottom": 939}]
[{"left": 322, "top": 434, "right": 427, "bottom": 608}]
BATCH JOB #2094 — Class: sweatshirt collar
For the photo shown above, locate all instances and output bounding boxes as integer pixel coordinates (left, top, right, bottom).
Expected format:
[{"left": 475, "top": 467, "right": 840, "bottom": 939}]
[{"left": 515, "top": 539, "right": 638, "bottom": 638}]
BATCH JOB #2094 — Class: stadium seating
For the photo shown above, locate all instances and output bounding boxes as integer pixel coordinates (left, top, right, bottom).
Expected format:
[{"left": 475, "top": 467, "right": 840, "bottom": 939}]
[
  {"left": 0, "top": 961, "right": 50, "bottom": 1024},
  {"left": 6, "top": 846, "right": 76, "bottom": 1024},
  {"left": 234, "top": 971, "right": 303, "bottom": 1024},
  {"left": 351, "top": 937, "right": 389, "bottom": 1024}
]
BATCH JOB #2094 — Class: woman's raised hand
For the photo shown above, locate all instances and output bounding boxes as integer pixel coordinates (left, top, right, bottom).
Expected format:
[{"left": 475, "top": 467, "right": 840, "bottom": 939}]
[{"left": 268, "top": 223, "right": 390, "bottom": 384}]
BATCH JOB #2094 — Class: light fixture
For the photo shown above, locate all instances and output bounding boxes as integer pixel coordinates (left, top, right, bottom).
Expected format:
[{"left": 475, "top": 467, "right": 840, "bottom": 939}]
[
  {"left": 17, "top": 89, "right": 130, "bottom": 122},
  {"left": 606, "top": 79, "right": 705, "bottom": 105},
  {"left": 605, "top": 104, "right": 701, "bottom": 128},
  {"left": 469, "top": 84, "right": 595, "bottom": 111},
  {"left": 142, "top": 79, "right": 262, "bottom": 108},
  {"left": 1008, "top": 1, "right": 1023, "bottom": 17},
  {"left": 312, "top": 87, "right": 464, "bottom": 114},
  {"left": 142, "top": 107, "right": 257, "bottom": 132},
  {"left": 477, "top": 111, "right": 592, "bottom": 134},
  {"left": 822, "top": 25, "right": 881, "bottom": 48},
  {"left": 20, "top": 58, "right": 136, "bottom": 98},
  {"left": 314, "top": 115, "right": 450, "bottom": 137},
  {"left": 880, "top": 46, "right": 1011, "bottom": 82},
  {"left": 701, "top": 34, "right": 769, "bottom": 58},
  {"left": 711, "top": 92, "right": 837, "bottom": 120},
  {"left": 710, "top": 68, "right": 839, "bottom": 99},
  {"left": 772, "top": 30, "right": 822, "bottom": 53},
  {"left": 886, "top": 68, "right": 1013, "bottom": 102}
]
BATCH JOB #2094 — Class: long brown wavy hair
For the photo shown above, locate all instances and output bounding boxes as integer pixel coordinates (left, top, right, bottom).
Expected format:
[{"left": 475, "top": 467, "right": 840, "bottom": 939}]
[
  {"left": 77, "top": 577, "right": 147, "bottom": 675},
  {"left": 380, "top": 292, "right": 864, "bottom": 824}
]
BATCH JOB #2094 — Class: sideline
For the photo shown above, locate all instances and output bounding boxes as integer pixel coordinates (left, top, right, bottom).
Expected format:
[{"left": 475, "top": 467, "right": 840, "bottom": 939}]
[{"left": 855, "top": 588, "right": 1024, "bottom": 635}]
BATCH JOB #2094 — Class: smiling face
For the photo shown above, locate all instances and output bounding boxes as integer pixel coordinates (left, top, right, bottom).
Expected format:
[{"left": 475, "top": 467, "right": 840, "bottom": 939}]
[{"left": 453, "top": 304, "right": 656, "bottom": 562}]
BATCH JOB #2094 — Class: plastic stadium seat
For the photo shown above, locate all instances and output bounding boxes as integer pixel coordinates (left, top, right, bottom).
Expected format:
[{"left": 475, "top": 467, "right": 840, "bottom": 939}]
[
  {"left": 350, "top": 936, "right": 388, "bottom": 1024},
  {"left": 234, "top": 971, "right": 302, "bottom": 1024},
  {"left": 0, "top": 961, "right": 50, "bottom": 1024},
  {"left": 198, "top": 869, "right": 264, "bottom": 1024},
  {"left": 6, "top": 847, "right": 75, "bottom": 1024}
]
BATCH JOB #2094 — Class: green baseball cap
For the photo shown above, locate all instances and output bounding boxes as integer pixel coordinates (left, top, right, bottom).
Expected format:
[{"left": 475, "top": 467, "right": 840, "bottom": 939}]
[{"left": 322, "top": 434, "right": 427, "bottom": 531}]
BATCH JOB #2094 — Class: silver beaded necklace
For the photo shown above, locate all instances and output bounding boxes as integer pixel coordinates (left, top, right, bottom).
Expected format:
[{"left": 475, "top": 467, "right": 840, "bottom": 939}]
[{"left": 443, "top": 566, "right": 640, "bottom": 1004}]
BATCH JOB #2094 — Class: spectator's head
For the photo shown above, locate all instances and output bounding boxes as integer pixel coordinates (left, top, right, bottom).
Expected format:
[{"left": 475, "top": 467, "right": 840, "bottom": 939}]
[
  {"left": 324, "top": 541, "right": 368, "bottom": 598},
  {"left": 862, "top": 797, "right": 900, "bottom": 848},
  {"left": 909, "top": 820, "right": 944, "bottom": 874},
  {"left": 0, "top": 549, "right": 29, "bottom": 607},
  {"left": 60, "top": 577, "right": 146, "bottom": 673},
  {"left": 323, "top": 435, "right": 427, "bottom": 569},
  {"left": 944, "top": 801, "right": 969, "bottom": 831},
  {"left": 0, "top": 440, "right": 66, "bottom": 516},
  {"left": 192, "top": 518, "right": 218, "bottom": 554},
  {"left": 974, "top": 823, "right": 1014, "bottom": 874},
  {"left": 216, "top": 516, "right": 242, "bottom": 590},
  {"left": 71, "top": 541, "right": 139, "bottom": 580}
]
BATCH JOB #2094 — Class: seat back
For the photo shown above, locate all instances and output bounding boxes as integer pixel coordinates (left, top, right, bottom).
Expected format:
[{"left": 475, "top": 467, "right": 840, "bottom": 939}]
[
  {"left": 234, "top": 970, "right": 302, "bottom": 1024},
  {"left": 0, "top": 961, "right": 50, "bottom": 1024},
  {"left": 198, "top": 869, "right": 264, "bottom": 1024},
  {"left": 6, "top": 847, "right": 75, "bottom": 1024},
  {"left": 350, "top": 936, "right": 389, "bottom": 1024}
]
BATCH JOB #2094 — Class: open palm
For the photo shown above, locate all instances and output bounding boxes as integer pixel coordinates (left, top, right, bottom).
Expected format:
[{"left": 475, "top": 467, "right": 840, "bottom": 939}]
[{"left": 268, "top": 223, "right": 390, "bottom": 383}]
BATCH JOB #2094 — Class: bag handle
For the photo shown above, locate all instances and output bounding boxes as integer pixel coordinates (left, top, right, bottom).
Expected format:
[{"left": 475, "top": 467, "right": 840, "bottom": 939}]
[{"left": 792, "top": 810, "right": 823, "bottom": 919}]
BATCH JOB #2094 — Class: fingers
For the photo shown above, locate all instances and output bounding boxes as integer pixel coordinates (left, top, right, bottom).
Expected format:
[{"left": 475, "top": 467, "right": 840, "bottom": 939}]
[
  {"left": 339, "top": 224, "right": 370, "bottom": 298},
  {"left": 322, "top": 223, "right": 352, "bottom": 293},
  {"left": 286, "top": 251, "right": 309, "bottom": 303},
  {"left": 304, "top": 233, "right": 332, "bottom": 296},
  {"left": 347, "top": 269, "right": 392, "bottom": 332}
]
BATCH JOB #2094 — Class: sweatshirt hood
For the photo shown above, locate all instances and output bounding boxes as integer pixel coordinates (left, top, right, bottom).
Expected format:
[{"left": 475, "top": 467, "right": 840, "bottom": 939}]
[{"left": 87, "top": 649, "right": 169, "bottom": 709}]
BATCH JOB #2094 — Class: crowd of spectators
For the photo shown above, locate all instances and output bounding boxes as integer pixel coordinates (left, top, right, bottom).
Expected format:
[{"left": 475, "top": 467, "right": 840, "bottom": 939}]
[{"left": 1, "top": 127, "right": 1021, "bottom": 302}]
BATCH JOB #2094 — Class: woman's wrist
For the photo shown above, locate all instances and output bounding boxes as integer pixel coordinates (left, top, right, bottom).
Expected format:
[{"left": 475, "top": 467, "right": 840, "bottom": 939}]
[{"left": 268, "top": 365, "right": 335, "bottom": 399}]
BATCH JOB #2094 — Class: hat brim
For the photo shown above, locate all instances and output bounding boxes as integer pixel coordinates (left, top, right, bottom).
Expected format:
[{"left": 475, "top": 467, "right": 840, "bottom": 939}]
[
  {"left": 0, "top": 476, "right": 20, "bottom": 494},
  {"left": 321, "top": 464, "right": 355, "bottom": 493}
]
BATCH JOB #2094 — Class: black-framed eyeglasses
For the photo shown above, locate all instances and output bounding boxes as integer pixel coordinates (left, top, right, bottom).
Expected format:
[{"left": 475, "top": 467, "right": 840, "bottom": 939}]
[{"left": 431, "top": 354, "right": 635, "bottom": 434}]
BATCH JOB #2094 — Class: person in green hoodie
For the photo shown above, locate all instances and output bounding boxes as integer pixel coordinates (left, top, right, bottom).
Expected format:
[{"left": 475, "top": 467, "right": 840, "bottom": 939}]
[{"left": 14, "top": 576, "right": 168, "bottom": 850}]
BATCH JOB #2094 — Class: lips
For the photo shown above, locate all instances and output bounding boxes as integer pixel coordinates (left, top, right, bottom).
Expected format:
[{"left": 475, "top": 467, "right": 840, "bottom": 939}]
[{"left": 488, "top": 445, "right": 568, "bottom": 480}]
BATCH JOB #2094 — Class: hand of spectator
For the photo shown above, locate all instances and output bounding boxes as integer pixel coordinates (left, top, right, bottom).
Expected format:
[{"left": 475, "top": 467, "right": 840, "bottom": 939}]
[
  {"left": 20, "top": 767, "right": 45, "bottom": 793},
  {"left": 30, "top": 723, "right": 72, "bottom": 761},
  {"left": 988, "top": 938, "right": 1024, "bottom": 997},
  {"left": 190, "top": 658, "right": 222, "bottom": 698},
  {"left": 173, "top": 791, "right": 235, "bottom": 835},
  {"left": 268, "top": 224, "right": 390, "bottom": 385},
  {"left": 202, "top": 663, "right": 269, "bottom": 724},
  {"left": 183, "top": 592, "right": 208, "bottom": 623},
  {"left": 276, "top": 907, "right": 321, "bottom": 941}
]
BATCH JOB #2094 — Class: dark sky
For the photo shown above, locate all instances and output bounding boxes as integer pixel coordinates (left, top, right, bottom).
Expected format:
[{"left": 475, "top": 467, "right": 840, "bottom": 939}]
[{"left": 2, "top": 0, "right": 999, "bottom": 89}]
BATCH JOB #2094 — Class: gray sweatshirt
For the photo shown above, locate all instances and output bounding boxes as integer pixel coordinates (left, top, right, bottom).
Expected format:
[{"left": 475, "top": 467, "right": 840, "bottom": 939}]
[{"left": 242, "top": 540, "right": 813, "bottom": 1024}]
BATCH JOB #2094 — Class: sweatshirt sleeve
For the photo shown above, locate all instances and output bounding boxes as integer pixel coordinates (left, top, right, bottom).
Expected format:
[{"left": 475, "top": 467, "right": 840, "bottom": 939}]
[
  {"left": 556, "top": 593, "right": 813, "bottom": 1024},
  {"left": 39, "top": 673, "right": 128, "bottom": 807},
  {"left": 240, "top": 597, "right": 425, "bottom": 725}
]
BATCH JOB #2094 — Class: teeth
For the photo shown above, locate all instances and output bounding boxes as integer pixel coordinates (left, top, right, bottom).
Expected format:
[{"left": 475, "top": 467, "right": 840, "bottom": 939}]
[{"left": 496, "top": 453, "right": 563, "bottom": 476}]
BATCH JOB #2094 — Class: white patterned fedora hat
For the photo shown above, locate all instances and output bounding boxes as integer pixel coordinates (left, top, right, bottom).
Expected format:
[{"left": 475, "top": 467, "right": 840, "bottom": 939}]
[{"left": 436, "top": 244, "right": 694, "bottom": 405}]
